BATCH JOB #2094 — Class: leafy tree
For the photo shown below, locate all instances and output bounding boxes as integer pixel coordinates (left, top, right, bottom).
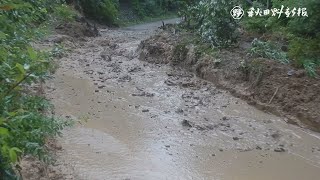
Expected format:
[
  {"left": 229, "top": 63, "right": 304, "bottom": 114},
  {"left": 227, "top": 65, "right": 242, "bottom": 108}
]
[
  {"left": 180, "top": 0, "right": 240, "bottom": 47},
  {"left": 131, "top": 0, "right": 182, "bottom": 18},
  {"left": 78, "top": 0, "right": 119, "bottom": 24}
]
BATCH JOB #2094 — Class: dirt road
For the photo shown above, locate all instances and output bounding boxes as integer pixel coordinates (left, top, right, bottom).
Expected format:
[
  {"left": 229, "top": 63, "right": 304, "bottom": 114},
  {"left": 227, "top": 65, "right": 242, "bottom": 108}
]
[{"left": 45, "top": 19, "right": 320, "bottom": 180}]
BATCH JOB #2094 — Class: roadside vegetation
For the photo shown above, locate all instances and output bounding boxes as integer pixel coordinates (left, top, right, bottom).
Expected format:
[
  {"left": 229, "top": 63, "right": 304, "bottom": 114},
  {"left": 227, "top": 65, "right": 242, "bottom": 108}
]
[
  {"left": 65, "top": 0, "right": 185, "bottom": 26},
  {"left": 0, "top": 0, "right": 74, "bottom": 179},
  {"left": 179, "top": 0, "right": 320, "bottom": 76}
]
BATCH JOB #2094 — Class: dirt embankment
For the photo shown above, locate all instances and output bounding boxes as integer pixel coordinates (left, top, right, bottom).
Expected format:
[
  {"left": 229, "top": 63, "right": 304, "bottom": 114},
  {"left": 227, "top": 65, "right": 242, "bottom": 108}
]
[{"left": 138, "top": 27, "right": 320, "bottom": 132}]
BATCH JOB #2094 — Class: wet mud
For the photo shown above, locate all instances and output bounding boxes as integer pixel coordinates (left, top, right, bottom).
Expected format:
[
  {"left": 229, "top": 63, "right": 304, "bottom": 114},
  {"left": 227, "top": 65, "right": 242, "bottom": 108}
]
[{"left": 43, "top": 19, "right": 320, "bottom": 180}]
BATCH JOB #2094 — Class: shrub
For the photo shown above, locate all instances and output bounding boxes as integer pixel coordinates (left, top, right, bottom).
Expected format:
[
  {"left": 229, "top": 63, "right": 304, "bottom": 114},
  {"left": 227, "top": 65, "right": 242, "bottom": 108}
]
[
  {"left": 1, "top": 1, "right": 70, "bottom": 178},
  {"left": 249, "top": 39, "right": 289, "bottom": 64},
  {"left": 242, "top": 0, "right": 320, "bottom": 76},
  {"left": 180, "top": 0, "right": 240, "bottom": 47},
  {"left": 288, "top": 36, "right": 320, "bottom": 76},
  {"left": 78, "top": 0, "right": 119, "bottom": 24},
  {"left": 131, "top": 0, "right": 182, "bottom": 18},
  {"left": 53, "top": 4, "right": 77, "bottom": 23}
]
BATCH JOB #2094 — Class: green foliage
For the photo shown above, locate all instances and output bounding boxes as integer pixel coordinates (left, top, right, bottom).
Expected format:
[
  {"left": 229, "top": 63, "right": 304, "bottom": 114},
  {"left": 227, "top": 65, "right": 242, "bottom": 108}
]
[
  {"left": 242, "top": 17, "right": 269, "bottom": 33},
  {"left": 288, "top": 36, "right": 320, "bottom": 76},
  {"left": 285, "top": 0, "right": 320, "bottom": 76},
  {"left": 180, "top": 0, "right": 240, "bottom": 47},
  {"left": 180, "top": 0, "right": 319, "bottom": 75},
  {"left": 1, "top": 0, "right": 70, "bottom": 178},
  {"left": 131, "top": 0, "right": 182, "bottom": 18},
  {"left": 78, "top": 0, "right": 119, "bottom": 24},
  {"left": 249, "top": 39, "right": 289, "bottom": 64},
  {"left": 242, "top": 0, "right": 320, "bottom": 76},
  {"left": 53, "top": 4, "right": 77, "bottom": 23},
  {"left": 241, "top": 1, "right": 272, "bottom": 33}
]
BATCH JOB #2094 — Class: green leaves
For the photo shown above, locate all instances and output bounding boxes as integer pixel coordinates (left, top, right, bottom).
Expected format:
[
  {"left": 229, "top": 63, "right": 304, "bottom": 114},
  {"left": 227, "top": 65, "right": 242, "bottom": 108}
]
[
  {"left": 249, "top": 39, "right": 289, "bottom": 64},
  {"left": 0, "top": 127, "right": 9, "bottom": 136},
  {"left": 0, "top": 0, "right": 70, "bottom": 176},
  {"left": 9, "top": 147, "right": 22, "bottom": 162},
  {"left": 27, "top": 46, "right": 37, "bottom": 60},
  {"left": 1, "top": 144, "right": 22, "bottom": 163},
  {"left": 79, "top": 0, "right": 119, "bottom": 24},
  {"left": 180, "top": 0, "right": 240, "bottom": 47},
  {"left": 16, "top": 63, "right": 26, "bottom": 75},
  {"left": 0, "top": 31, "right": 7, "bottom": 40}
]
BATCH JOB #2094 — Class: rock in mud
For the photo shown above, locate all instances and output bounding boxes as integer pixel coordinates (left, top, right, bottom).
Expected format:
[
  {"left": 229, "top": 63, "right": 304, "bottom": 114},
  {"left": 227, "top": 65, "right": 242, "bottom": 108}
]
[
  {"left": 274, "top": 147, "right": 286, "bottom": 152},
  {"left": 98, "top": 85, "right": 106, "bottom": 89},
  {"left": 271, "top": 132, "right": 281, "bottom": 139},
  {"left": 175, "top": 108, "right": 184, "bottom": 114},
  {"left": 111, "top": 66, "right": 122, "bottom": 73},
  {"left": 110, "top": 43, "right": 119, "bottom": 50},
  {"left": 181, "top": 82, "right": 196, "bottom": 88},
  {"left": 222, "top": 116, "right": 228, "bottom": 121},
  {"left": 205, "top": 124, "right": 217, "bottom": 130},
  {"left": 164, "top": 79, "right": 177, "bottom": 86},
  {"left": 142, "top": 109, "right": 149, "bottom": 113},
  {"left": 100, "top": 51, "right": 112, "bottom": 61},
  {"left": 128, "top": 66, "right": 142, "bottom": 73},
  {"left": 233, "top": 137, "right": 240, "bottom": 141},
  {"left": 182, "top": 120, "right": 193, "bottom": 127},
  {"left": 196, "top": 125, "right": 206, "bottom": 131},
  {"left": 132, "top": 91, "right": 154, "bottom": 97},
  {"left": 118, "top": 75, "right": 132, "bottom": 82}
]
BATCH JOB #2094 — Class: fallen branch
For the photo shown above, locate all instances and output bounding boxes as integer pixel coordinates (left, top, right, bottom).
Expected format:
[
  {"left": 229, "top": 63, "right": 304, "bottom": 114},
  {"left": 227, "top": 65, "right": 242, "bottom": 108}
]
[
  {"left": 269, "top": 87, "right": 279, "bottom": 104},
  {"left": 0, "top": 72, "right": 33, "bottom": 101}
]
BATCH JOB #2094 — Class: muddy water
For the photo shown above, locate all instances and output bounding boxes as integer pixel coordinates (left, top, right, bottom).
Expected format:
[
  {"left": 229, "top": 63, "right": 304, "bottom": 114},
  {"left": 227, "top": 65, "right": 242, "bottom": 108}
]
[{"left": 46, "top": 19, "right": 320, "bottom": 180}]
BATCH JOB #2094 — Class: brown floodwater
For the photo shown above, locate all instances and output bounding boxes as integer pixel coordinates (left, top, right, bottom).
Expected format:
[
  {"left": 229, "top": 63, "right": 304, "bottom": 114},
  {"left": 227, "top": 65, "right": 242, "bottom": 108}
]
[{"left": 45, "top": 19, "right": 320, "bottom": 180}]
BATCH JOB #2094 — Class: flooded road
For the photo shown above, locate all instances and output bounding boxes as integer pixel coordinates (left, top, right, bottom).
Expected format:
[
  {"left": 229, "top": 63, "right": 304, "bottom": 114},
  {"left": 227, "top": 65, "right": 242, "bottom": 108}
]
[{"left": 46, "top": 19, "right": 320, "bottom": 179}]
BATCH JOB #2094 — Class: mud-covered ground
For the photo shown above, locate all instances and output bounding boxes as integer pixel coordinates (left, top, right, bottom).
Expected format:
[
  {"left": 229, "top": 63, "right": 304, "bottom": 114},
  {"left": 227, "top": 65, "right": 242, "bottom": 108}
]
[
  {"left": 139, "top": 27, "right": 320, "bottom": 132},
  {"left": 22, "top": 19, "right": 320, "bottom": 179}
]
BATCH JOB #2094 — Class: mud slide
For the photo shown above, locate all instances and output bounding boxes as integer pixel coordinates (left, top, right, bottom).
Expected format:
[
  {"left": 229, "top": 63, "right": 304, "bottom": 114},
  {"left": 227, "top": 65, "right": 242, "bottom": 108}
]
[{"left": 45, "top": 19, "right": 320, "bottom": 179}]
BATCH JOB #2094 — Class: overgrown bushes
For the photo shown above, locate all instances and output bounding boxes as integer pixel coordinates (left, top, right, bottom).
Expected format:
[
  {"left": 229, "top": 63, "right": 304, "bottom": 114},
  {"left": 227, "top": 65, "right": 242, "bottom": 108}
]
[
  {"left": 78, "top": 0, "right": 119, "bottom": 24},
  {"left": 180, "top": 0, "right": 240, "bottom": 47},
  {"left": 179, "top": 0, "right": 320, "bottom": 76},
  {"left": 131, "top": 0, "right": 180, "bottom": 18},
  {"left": 0, "top": 0, "right": 70, "bottom": 178},
  {"left": 243, "top": 0, "right": 320, "bottom": 76}
]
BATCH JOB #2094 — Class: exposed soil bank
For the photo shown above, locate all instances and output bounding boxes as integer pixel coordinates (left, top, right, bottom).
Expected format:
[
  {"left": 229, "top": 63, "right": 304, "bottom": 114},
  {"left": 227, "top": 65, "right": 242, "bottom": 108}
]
[{"left": 138, "top": 27, "right": 320, "bottom": 132}]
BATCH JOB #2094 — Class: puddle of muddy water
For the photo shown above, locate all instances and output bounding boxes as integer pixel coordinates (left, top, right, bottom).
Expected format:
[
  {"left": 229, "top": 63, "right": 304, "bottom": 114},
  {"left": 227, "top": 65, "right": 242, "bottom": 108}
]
[{"left": 46, "top": 19, "right": 320, "bottom": 180}]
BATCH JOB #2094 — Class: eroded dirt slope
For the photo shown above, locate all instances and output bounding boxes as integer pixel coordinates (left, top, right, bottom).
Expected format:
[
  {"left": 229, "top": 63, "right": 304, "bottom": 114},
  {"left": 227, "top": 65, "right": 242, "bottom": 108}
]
[
  {"left": 40, "top": 20, "right": 320, "bottom": 180},
  {"left": 139, "top": 28, "right": 320, "bottom": 132}
]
